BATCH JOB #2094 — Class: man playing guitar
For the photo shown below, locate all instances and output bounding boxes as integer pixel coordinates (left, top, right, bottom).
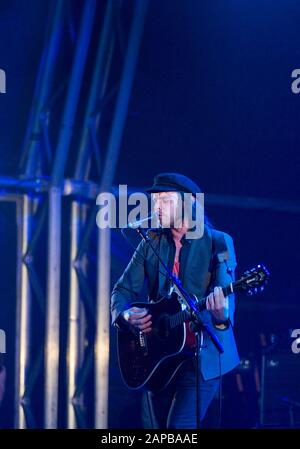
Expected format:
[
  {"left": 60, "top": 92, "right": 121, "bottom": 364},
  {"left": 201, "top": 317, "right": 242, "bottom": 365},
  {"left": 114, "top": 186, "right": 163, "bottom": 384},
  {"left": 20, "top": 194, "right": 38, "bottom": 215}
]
[{"left": 111, "top": 172, "right": 240, "bottom": 428}]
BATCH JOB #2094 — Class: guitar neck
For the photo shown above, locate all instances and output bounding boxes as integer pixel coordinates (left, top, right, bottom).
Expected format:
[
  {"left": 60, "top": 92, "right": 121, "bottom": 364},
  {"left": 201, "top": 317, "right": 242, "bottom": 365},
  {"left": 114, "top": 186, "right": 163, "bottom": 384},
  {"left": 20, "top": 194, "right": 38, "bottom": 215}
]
[
  {"left": 197, "top": 283, "right": 234, "bottom": 311},
  {"left": 169, "top": 283, "right": 234, "bottom": 329}
]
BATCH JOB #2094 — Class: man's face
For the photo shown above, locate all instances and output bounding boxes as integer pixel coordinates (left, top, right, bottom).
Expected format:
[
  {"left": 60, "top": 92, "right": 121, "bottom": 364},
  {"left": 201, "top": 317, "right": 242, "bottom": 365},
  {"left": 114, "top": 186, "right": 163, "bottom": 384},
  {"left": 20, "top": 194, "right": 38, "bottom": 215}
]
[{"left": 152, "top": 191, "right": 181, "bottom": 228}]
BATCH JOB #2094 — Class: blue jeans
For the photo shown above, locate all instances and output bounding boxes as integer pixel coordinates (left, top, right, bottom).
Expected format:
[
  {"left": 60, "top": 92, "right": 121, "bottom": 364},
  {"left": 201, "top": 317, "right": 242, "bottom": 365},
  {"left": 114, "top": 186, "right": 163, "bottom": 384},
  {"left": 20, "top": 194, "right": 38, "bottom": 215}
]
[{"left": 142, "top": 358, "right": 220, "bottom": 429}]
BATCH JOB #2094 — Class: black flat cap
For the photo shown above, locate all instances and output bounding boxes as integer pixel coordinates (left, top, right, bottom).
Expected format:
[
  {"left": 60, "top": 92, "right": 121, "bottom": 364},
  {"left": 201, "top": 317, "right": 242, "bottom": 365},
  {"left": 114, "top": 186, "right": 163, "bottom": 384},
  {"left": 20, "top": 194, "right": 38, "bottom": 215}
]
[{"left": 145, "top": 172, "right": 202, "bottom": 196}]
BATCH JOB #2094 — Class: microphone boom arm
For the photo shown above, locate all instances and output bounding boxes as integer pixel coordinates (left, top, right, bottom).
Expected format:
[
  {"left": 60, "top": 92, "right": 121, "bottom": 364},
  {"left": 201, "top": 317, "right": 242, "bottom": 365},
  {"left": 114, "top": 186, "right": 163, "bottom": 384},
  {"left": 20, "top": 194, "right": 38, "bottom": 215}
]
[{"left": 136, "top": 227, "right": 224, "bottom": 354}]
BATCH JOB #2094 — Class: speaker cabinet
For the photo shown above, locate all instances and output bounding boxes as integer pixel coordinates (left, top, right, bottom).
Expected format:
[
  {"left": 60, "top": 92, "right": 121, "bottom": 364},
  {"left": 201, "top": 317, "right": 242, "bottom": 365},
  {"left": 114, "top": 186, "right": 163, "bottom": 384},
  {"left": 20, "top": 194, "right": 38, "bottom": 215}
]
[{"left": 260, "top": 352, "right": 300, "bottom": 427}]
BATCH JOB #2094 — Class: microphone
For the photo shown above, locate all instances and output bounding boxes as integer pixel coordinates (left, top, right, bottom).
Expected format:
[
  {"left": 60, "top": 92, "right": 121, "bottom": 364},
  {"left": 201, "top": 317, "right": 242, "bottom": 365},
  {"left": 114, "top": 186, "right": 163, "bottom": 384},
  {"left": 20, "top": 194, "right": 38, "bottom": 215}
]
[{"left": 127, "top": 213, "right": 158, "bottom": 229}]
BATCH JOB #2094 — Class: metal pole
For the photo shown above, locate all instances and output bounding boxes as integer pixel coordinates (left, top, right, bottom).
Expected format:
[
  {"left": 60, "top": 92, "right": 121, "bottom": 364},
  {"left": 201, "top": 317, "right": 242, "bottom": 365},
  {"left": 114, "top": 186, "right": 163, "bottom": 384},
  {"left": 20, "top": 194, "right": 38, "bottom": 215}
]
[
  {"left": 44, "top": 187, "right": 61, "bottom": 429},
  {"left": 95, "top": 227, "right": 111, "bottom": 429},
  {"left": 51, "top": 0, "right": 97, "bottom": 187},
  {"left": 66, "top": 0, "right": 116, "bottom": 428},
  {"left": 100, "top": 0, "right": 149, "bottom": 191},
  {"left": 75, "top": 0, "right": 116, "bottom": 180},
  {"left": 94, "top": 0, "right": 149, "bottom": 427},
  {"left": 45, "top": 0, "right": 96, "bottom": 428},
  {"left": 14, "top": 196, "right": 35, "bottom": 428},
  {"left": 21, "top": 0, "right": 65, "bottom": 176},
  {"left": 67, "top": 7, "right": 116, "bottom": 423}
]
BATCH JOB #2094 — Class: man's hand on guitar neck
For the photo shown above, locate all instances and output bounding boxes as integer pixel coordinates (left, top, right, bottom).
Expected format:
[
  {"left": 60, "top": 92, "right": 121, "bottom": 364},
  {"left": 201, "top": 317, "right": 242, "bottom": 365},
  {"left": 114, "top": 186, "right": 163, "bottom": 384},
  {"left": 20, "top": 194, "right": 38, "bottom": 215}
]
[
  {"left": 206, "top": 286, "right": 230, "bottom": 328},
  {"left": 122, "top": 307, "right": 152, "bottom": 333}
]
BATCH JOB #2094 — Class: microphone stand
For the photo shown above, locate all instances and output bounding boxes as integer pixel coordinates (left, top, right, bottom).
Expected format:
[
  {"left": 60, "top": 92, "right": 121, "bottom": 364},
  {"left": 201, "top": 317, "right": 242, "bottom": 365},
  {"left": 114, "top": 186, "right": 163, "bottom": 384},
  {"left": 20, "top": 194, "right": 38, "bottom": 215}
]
[{"left": 135, "top": 227, "right": 224, "bottom": 429}]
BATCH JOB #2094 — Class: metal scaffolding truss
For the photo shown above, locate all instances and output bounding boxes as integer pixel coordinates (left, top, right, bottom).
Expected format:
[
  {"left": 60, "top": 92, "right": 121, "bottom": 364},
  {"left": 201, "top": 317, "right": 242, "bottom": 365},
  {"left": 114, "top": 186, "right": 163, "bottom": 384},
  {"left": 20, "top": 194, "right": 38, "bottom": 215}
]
[
  {"left": 2, "top": 0, "right": 300, "bottom": 432},
  {"left": 0, "top": 0, "right": 149, "bottom": 429}
]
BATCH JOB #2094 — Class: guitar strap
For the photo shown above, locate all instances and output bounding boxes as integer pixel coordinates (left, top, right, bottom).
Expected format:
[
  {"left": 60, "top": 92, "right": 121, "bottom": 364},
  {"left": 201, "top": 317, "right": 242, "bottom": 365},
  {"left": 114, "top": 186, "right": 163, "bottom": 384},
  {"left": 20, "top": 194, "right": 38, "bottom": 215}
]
[
  {"left": 156, "top": 228, "right": 231, "bottom": 298},
  {"left": 207, "top": 228, "right": 230, "bottom": 293}
]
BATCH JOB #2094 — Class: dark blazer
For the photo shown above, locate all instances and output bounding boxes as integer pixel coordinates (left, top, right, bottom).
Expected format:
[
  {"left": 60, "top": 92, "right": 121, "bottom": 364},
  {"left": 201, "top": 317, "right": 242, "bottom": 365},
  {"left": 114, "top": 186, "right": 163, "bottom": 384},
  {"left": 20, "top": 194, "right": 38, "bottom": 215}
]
[{"left": 111, "top": 225, "right": 240, "bottom": 380}]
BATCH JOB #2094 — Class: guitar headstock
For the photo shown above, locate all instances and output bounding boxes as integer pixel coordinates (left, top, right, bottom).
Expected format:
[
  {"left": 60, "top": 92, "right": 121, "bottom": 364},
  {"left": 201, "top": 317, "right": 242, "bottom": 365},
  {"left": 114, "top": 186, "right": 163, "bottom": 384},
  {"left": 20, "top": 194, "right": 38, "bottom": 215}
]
[{"left": 234, "top": 264, "right": 270, "bottom": 295}]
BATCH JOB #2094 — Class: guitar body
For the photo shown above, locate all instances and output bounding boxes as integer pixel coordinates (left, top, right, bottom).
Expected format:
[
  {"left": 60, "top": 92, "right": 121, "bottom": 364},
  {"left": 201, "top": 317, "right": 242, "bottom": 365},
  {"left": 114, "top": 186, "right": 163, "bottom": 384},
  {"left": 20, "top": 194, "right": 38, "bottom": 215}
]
[{"left": 117, "top": 293, "right": 196, "bottom": 392}]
